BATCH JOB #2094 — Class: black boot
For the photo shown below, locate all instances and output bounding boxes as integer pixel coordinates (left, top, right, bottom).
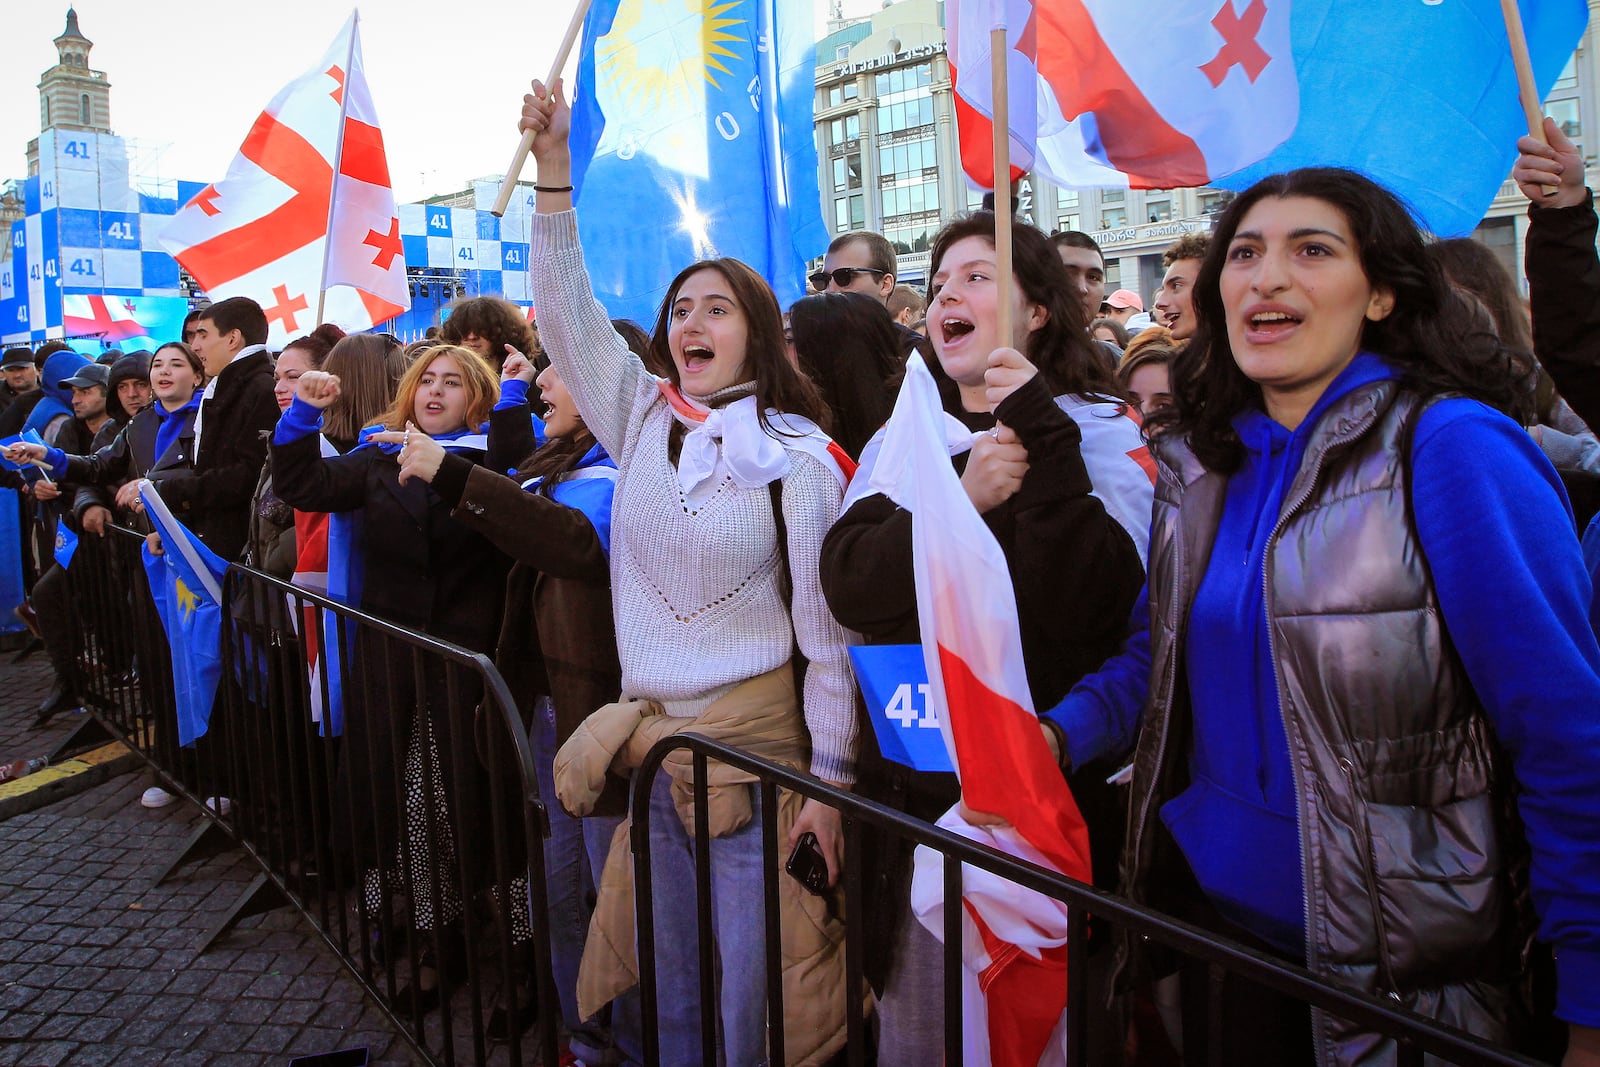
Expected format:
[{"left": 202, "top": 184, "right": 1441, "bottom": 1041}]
[{"left": 34, "top": 675, "right": 77, "bottom": 727}]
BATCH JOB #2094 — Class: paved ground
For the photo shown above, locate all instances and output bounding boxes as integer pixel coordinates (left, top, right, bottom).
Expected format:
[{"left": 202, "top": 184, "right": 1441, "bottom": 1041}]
[{"left": 0, "top": 642, "right": 425, "bottom": 1067}]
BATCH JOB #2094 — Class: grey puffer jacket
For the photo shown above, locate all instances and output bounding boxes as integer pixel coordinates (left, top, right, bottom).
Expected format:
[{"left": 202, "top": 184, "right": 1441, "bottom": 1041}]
[{"left": 1119, "top": 380, "right": 1532, "bottom": 1067}]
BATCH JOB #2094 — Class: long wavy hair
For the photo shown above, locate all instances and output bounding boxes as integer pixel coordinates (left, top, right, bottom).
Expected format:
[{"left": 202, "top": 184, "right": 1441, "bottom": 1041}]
[
  {"left": 925, "top": 212, "right": 1123, "bottom": 401},
  {"left": 648, "top": 258, "right": 828, "bottom": 431},
  {"left": 789, "top": 292, "right": 900, "bottom": 458},
  {"left": 1161, "top": 168, "right": 1534, "bottom": 472},
  {"left": 377, "top": 344, "right": 498, "bottom": 432}
]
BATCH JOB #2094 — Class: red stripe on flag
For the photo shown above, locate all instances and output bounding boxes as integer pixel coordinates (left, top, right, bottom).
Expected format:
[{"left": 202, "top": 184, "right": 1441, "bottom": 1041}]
[
  {"left": 175, "top": 111, "right": 333, "bottom": 289},
  {"left": 971, "top": 904, "right": 1070, "bottom": 1066},
  {"left": 339, "top": 118, "right": 391, "bottom": 187},
  {"left": 826, "top": 440, "right": 859, "bottom": 484},
  {"left": 1030, "top": 0, "right": 1208, "bottom": 188},
  {"left": 936, "top": 642, "right": 1092, "bottom": 881},
  {"left": 952, "top": 0, "right": 1210, "bottom": 189},
  {"left": 358, "top": 289, "right": 406, "bottom": 326}
]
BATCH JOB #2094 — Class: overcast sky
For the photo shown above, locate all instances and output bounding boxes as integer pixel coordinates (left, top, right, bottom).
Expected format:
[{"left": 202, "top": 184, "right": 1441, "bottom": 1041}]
[{"left": 2, "top": 1, "right": 873, "bottom": 205}]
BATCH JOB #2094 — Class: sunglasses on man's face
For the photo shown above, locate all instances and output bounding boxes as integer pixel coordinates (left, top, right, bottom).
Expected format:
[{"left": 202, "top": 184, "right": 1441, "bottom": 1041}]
[{"left": 809, "top": 267, "right": 886, "bottom": 290}]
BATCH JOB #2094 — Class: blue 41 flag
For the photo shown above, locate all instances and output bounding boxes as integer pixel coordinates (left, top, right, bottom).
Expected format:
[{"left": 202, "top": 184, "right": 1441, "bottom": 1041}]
[
  {"left": 138, "top": 479, "right": 229, "bottom": 747},
  {"left": 568, "top": 0, "right": 829, "bottom": 323}
]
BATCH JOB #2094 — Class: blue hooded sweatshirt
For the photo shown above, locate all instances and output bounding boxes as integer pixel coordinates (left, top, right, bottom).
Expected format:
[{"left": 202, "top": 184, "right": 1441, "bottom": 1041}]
[
  {"left": 23, "top": 350, "right": 93, "bottom": 438},
  {"left": 1046, "top": 353, "right": 1600, "bottom": 1024}
]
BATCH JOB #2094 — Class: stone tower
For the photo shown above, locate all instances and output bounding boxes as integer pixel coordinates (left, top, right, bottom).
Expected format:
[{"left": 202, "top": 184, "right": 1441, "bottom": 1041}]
[{"left": 27, "top": 9, "right": 113, "bottom": 174}]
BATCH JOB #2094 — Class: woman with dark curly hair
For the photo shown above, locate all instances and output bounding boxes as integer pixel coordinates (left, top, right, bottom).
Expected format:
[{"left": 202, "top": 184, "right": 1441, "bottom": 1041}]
[
  {"left": 439, "top": 296, "right": 540, "bottom": 371},
  {"left": 1045, "top": 167, "right": 1600, "bottom": 1066}
]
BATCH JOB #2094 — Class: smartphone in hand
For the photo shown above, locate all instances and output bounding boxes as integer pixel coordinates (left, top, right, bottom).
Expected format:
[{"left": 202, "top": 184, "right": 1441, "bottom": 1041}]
[{"left": 785, "top": 831, "right": 830, "bottom": 896}]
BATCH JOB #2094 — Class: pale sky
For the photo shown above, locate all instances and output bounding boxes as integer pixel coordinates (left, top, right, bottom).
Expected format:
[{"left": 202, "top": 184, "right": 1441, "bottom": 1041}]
[{"left": 2, "top": 1, "right": 876, "bottom": 205}]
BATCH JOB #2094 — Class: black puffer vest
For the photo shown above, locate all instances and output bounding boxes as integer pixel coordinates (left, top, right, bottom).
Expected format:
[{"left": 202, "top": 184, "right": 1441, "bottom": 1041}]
[{"left": 1120, "top": 381, "right": 1531, "bottom": 1067}]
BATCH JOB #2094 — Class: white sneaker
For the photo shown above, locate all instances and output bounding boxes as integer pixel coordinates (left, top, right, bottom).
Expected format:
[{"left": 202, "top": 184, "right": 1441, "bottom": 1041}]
[
  {"left": 204, "top": 795, "right": 233, "bottom": 817},
  {"left": 140, "top": 786, "right": 177, "bottom": 809}
]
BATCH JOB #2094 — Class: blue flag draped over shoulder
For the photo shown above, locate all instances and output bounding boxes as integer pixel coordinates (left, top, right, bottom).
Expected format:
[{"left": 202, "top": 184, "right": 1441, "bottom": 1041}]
[
  {"left": 0, "top": 488, "right": 25, "bottom": 634},
  {"left": 568, "top": 0, "right": 830, "bottom": 324},
  {"left": 1215, "top": 0, "right": 1589, "bottom": 237},
  {"left": 139, "top": 479, "right": 228, "bottom": 747}
]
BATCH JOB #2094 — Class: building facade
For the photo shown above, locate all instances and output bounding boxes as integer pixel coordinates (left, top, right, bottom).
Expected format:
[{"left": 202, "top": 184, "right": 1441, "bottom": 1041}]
[
  {"left": 815, "top": 0, "right": 1600, "bottom": 299},
  {"left": 27, "top": 9, "right": 113, "bottom": 177}
]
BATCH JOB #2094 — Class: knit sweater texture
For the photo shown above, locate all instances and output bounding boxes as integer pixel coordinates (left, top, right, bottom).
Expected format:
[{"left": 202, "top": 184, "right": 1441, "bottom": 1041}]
[{"left": 528, "top": 209, "right": 858, "bottom": 783}]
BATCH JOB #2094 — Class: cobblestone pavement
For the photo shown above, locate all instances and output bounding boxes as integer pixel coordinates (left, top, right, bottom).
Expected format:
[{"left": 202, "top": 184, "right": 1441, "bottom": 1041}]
[{"left": 0, "top": 650, "right": 426, "bottom": 1067}]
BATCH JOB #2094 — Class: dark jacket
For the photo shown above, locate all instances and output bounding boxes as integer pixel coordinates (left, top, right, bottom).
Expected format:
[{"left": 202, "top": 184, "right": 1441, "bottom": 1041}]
[
  {"left": 147, "top": 349, "right": 278, "bottom": 562},
  {"left": 433, "top": 437, "right": 626, "bottom": 816},
  {"left": 0, "top": 389, "right": 43, "bottom": 438},
  {"left": 819, "top": 371, "right": 1145, "bottom": 986},
  {"left": 270, "top": 428, "right": 512, "bottom": 870},
  {"left": 1125, "top": 384, "right": 1529, "bottom": 1066},
  {"left": 1526, "top": 192, "right": 1600, "bottom": 433}
]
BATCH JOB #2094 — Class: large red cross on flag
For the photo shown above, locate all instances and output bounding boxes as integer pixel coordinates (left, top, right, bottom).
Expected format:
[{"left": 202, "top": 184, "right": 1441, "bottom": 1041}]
[
  {"left": 158, "top": 11, "right": 409, "bottom": 345},
  {"left": 949, "top": 0, "right": 1298, "bottom": 191}
]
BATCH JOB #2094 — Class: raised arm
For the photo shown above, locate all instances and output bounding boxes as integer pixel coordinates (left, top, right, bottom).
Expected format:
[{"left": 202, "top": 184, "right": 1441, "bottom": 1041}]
[{"left": 522, "top": 78, "right": 653, "bottom": 461}]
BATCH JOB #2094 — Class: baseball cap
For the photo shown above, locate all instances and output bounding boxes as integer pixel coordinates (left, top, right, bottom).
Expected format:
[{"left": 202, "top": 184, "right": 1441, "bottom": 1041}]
[
  {"left": 1105, "top": 289, "right": 1144, "bottom": 312},
  {"left": 61, "top": 364, "right": 111, "bottom": 390},
  {"left": 1, "top": 347, "right": 34, "bottom": 369}
]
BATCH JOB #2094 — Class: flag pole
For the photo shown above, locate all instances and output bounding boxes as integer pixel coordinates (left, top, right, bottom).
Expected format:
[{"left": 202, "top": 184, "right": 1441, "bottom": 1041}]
[
  {"left": 316, "top": 10, "right": 360, "bottom": 327},
  {"left": 1499, "top": 0, "right": 1547, "bottom": 142},
  {"left": 491, "top": 0, "right": 595, "bottom": 218},
  {"left": 990, "top": 20, "right": 1013, "bottom": 355}
]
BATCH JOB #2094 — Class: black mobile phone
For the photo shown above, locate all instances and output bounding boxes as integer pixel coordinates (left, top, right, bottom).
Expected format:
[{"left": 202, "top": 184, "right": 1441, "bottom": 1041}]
[{"left": 785, "top": 831, "right": 830, "bottom": 896}]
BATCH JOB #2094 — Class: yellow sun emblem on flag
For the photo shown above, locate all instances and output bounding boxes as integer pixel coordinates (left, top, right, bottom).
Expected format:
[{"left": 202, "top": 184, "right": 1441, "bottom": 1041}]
[
  {"left": 598, "top": 0, "right": 747, "bottom": 112},
  {"left": 174, "top": 576, "right": 201, "bottom": 624}
]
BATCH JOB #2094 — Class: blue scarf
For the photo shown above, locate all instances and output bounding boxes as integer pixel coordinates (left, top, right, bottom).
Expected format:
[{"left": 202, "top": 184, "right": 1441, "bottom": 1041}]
[
  {"left": 350, "top": 420, "right": 491, "bottom": 455},
  {"left": 153, "top": 393, "right": 202, "bottom": 466}
]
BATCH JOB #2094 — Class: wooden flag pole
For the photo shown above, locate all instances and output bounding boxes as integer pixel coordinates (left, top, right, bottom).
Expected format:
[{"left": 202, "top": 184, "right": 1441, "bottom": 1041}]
[
  {"left": 491, "top": 0, "right": 594, "bottom": 218},
  {"left": 1499, "top": 0, "right": 1547, "bottom": 142},
  {"left": 990, "top": 24, "right": 1013, "bottom": 356}
]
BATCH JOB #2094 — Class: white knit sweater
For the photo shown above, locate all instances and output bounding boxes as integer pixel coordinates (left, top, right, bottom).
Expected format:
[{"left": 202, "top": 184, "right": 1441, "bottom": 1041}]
[{"left": 529, "top": 210, "right": 858, "bottom": 783}]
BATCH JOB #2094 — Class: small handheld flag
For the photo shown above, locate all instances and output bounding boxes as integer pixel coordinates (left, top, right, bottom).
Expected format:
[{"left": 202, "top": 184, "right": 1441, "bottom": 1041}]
[{"left": 138, "top": 479, "right": 229, "bottom": 747}]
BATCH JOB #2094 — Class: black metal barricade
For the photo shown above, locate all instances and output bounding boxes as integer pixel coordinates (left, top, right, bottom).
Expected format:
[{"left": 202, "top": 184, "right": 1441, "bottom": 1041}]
[
  {"left": 60, "top": 524, "right": 562, "bottom": 1067},
  {"left": 630, "top": 733, "right": 1545, "bottom": 1067}
]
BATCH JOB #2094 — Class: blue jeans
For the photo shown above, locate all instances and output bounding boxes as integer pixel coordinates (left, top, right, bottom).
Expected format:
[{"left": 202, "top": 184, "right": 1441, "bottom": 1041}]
[
  {"left": 644, "top": 769, "right": 770, "bottom": 1067},
  {"left": 532, "top": 698, "right": 636, "bottom": 1064}
]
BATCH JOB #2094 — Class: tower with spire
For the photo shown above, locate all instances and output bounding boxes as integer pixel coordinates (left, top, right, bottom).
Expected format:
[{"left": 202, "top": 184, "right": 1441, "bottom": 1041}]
[{"left": 26, "top": 8, "right": 113, "bottom": 175}]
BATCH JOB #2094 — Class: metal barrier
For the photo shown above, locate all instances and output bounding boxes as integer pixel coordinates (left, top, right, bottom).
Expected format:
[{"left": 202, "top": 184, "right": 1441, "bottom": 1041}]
[
  {"left": 630, "top": 732, "right": 1546, "bottom": 1067},
  {"left": 60, "top": 524, "right": 562, "bottom": 1067},
  {"left": 58, "top": 524, "right": 1551, "bottom": 1067}
]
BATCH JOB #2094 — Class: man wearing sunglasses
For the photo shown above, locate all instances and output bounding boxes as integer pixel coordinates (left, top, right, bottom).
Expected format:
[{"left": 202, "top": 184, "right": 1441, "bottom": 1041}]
[{"left": 814, "top": 232, "right": 898, "bottom": 305}]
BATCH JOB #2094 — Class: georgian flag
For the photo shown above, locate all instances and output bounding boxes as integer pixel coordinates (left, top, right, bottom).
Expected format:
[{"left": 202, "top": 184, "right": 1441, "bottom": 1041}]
[
  {"left": 949, "top": 0, "right": 1297, "bottom": 190},
  {"left": 868, "top": 355, "right": 1095, "bottom": 1066},
  {"left": 158, "top": 11, "right": 408, "bottom": 345}
]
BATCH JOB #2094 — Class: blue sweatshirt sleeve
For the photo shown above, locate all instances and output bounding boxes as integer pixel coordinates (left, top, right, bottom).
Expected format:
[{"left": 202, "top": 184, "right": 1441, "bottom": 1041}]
[
  {"left": 1411, "top": 399, "right": 1600, "bottom": 1027},
  {"left": 496, "top": 378, "right": 531, "bottom": 411},
  {"left": 272, "top": 396, "right": 324, "bottom": 444},
  {"left": 41, "top": 447, "right": 69, "bottom": 479},
  {"left": 1042, "top": 583, "right": 1152, "bottom": 768}
]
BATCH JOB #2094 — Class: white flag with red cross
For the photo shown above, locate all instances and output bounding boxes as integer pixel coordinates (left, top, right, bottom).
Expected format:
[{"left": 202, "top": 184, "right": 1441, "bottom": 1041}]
[
  {"left": 159, "top": 10, "right": 408, "bottom": 345},
  {"left": 950, "top": 0, "right": 1297, "bottom": 190}
]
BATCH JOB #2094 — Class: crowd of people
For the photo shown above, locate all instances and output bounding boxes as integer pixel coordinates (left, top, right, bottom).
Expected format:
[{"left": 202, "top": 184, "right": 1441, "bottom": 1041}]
[{"left": 3, "top": 82, "right": 1600, "bottom": 1066}]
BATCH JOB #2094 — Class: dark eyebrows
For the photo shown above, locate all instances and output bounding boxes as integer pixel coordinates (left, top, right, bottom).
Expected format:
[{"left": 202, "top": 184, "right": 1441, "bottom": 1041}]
[{"left": 1232, "top": 226, "right": 1350, "bottom": 247}]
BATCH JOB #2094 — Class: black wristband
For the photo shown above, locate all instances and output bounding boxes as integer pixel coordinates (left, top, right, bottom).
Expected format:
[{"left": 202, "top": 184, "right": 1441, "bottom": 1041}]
[{"left": 533, "top": 184, "right": 573, "bottom": 193}]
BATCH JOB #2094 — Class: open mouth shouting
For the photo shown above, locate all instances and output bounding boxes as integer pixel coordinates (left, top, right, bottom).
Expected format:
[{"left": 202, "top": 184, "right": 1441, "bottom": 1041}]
[
  {"left": 940, "top": 316, "right": 975, "bottom": 345},
  {"left": 681, "top": 344, "right": 715, "bottom": 374},
  {"left": 1241, "top": 304, "right": 1304, "bottom": 344}
]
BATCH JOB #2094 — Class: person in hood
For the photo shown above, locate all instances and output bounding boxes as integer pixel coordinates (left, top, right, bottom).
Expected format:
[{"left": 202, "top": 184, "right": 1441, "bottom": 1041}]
[{"left": 1043, "top": 168, "right": 1600, "bottom": 1067}]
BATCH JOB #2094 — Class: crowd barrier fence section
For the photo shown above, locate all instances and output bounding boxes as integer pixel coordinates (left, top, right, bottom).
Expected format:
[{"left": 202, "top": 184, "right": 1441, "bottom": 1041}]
[
  {"left": 629, "top": 732, "right": 1545, "bottom": 1067},
  {"left": 61, "top": 524, "right": 561, "bottom": 1067},
  {"left": 61, "top": 525, "right": 1548, "bottom": 1067}
]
